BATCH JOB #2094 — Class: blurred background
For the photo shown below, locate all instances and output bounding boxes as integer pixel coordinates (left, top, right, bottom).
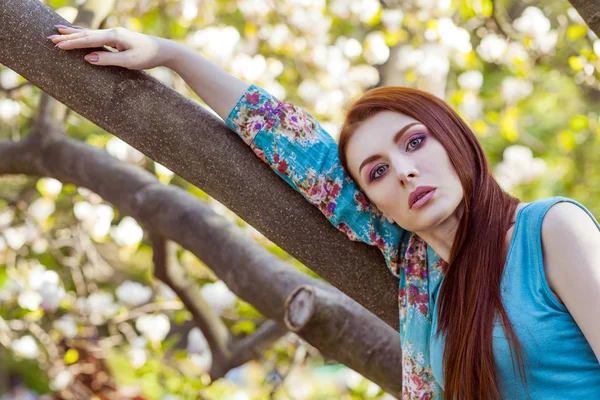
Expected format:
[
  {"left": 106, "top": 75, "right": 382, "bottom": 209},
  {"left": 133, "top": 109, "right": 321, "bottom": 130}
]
[{"left": 1, "top": 0, "right": 599, "bottom": 398}]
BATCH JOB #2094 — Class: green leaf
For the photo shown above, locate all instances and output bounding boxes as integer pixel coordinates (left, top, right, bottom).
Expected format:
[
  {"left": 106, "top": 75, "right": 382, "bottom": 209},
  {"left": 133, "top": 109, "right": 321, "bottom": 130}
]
[
  {"left": 569, "top": 56, "right": 584, "bottom": 71},
  {"left": 558, "top": 130, "right": 577, "bottom": 151},
  {"left": 231, "top": 320, "right": 256, "bottom": 335},
  {"left": 570, "top": 115, "right": 589, "bottom": 131},
  {"left": 567, "top": 25, "right": 587, "bottom": 41}
]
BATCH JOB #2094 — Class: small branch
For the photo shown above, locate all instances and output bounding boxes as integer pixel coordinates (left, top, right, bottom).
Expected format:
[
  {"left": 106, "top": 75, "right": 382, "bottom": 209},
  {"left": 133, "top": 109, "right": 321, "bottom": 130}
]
[
  {"left": 150, "top": 234, "right": 233, "bottom": 379},
  {"left": 227, "top": 321, "right": 287, "bottom": 372}
]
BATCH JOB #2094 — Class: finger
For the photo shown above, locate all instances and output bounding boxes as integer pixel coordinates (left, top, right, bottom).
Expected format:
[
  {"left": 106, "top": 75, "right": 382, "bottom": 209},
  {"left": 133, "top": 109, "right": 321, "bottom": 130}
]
[
  {"left": 84, "top": 51, "right": 130, "bottom": 67},
  {"left": 55, "top": 25, "right": 82, "bottom": 32},
  {"left": 54, "top": 31, "right": 116, "bottom": 50},
  {"left": 50, "top": 31, "right": 87, "bottom": 43}
]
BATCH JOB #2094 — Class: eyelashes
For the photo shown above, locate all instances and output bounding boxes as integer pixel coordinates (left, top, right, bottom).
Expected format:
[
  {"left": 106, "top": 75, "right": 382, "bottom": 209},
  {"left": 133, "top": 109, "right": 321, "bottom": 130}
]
[{"left": 368, "top": 134, "right": 426, "bottom": 182}]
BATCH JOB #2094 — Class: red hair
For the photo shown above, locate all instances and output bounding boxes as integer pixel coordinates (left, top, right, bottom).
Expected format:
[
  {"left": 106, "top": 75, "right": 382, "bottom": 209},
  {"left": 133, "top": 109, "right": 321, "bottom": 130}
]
[{"left": 338, "top": 86, "right": 527, "bottom": 399}]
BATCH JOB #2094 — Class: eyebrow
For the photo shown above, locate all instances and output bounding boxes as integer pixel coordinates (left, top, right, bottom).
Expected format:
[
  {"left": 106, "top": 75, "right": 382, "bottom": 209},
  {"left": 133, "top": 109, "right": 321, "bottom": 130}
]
[{"left": 357, "top": 122, "right": 421, "bottom": 177}]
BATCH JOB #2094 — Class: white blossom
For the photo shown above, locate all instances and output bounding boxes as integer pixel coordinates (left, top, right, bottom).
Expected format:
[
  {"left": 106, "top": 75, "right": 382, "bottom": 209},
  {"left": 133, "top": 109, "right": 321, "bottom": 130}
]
[
  {"left": 298, "top": 79, "right": 322, "bottom": 103},
  {"left": 337, "top": 367, "right": 363, "bottom": 389},
  {"left": 106, "top": 137, "right": 145, "bottom": 164},
  {"left": 0, "top": 209, "right": 14, "bottom": 229},
  {"left": 74, "top": 202, "right": 115, "bottom": 240},
  {"left": 4, "top": 225, "right": 28, "bottom": 250},
  {"left": 110, "top": 216, "right": 144, "bottom": 247},
  {"left": 459, "top": 92, "right": 483, "bottom": 121},
  {"left": 200, "top": 281, "right": 237, "bottom": 316},
  {"left": 513, "top": 7, "right": 550, "bottom": 39},
  {"left": 116, "top": 281, "right": 152, "bottom": 307},
  {"left": 0, "top": 69, "right": 20, "bottom": 89},
  {"left": 38, "top": 178, "right": 63, "bottom": 197},
  {"left": 0, "top": 98, "right": 20, "bottom": 121},
  {"left": 54, "top": 315, "right": 78, "bottom": 338},
  {"left": 12, "top": 336, "right": 39, "bottom": 359},
  {"left": 381, "top": 9, "right": 403, "bottom": 30},
  {"left": 180, "top": 0, "right": 198, "bottom": 20},
  {"left": 458, "top": 71, "right": 483, "bottom": 92},
  {"left": 18, "top": 290, "right": 42, "bottom": 311},
  {"left": 477, "top": 34, "right": 508, "bottom": 63},
  {"left": 238, "top": 0, "right": 271, "bottom": 19},
  {"left": 28, "top": 198, "right": 56, "bottom": 222},
  {"left": 501, "top": 77, "right": 533, "bottom": 105},
  {"left": 50, "top": 370, "right": 73, "bottom": 391},
  {"left": 128, "top": 347, "right": 147, "bottom": 369},
  {"left": 348, "top": 65, "right": 380, "bottom": 89},
  {"left": 437, "top": 18, "right": 472, "bottom": 53},
  {"left": 77, "top": 291, "right": 118, "bottom": 322},
  {"left": 136, "top": 314, "right": 170, "bottom": 343},
  {"left": 187, "top": 327, "right": 212, "bottom": 372},
  {"left": 364, "top": 31, "right": 390, "bottom": 65},
  {"left": 494, "top": 145, "right": 546, "bottom": 190}
]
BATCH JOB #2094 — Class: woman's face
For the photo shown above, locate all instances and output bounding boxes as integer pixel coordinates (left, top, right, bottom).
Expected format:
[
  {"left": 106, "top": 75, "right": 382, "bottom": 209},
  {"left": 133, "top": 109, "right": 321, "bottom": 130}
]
[{"left": 345, "top": 110, "right": 464, "bottom": 233}]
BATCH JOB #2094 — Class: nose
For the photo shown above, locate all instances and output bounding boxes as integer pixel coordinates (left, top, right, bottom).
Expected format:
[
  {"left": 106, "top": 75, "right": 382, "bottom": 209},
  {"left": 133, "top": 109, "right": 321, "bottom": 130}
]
[{"left": 390, "top": 156, "right": 419, "bottom": 186}]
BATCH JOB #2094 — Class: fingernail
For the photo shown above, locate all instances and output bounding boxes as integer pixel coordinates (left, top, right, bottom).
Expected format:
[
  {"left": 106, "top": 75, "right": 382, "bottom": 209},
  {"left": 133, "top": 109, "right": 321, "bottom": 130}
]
[
  {"left": 55, "top": 24, "right": 68, "bottom": 28},
  {"left": 85, "top": 54, "right": 99, "bottom": 62},
  {"left": 47, "top": 35, "right": 59, "bottom": 39}
]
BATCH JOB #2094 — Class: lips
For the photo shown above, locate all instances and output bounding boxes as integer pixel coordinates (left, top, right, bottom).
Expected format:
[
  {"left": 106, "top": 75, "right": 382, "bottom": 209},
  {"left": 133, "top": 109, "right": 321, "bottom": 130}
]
[{"left": 409, "top": 186, "right": 436, "bottom": 209}]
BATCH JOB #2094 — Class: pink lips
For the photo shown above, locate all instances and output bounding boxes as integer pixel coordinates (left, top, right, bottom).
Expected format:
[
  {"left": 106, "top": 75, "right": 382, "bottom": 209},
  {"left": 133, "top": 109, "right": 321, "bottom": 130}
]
[{"left": 409, "top": 187, "right": 436, "bottom": 210}]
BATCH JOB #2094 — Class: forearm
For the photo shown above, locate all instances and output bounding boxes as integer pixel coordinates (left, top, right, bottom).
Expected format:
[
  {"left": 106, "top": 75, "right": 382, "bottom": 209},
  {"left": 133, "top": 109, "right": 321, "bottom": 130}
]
[{"left": 159, "top": 39, "right": 249, "bottom": 121}]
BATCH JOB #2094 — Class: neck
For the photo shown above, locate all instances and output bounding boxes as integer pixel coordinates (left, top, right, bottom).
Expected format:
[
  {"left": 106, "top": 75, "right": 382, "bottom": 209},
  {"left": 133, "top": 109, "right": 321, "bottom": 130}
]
[{"left": 414, "top": 200, "right": 465, "bottom": 263}]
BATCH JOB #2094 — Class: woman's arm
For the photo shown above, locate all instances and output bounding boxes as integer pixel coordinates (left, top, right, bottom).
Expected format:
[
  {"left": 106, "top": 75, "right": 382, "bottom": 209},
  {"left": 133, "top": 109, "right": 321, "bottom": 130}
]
[
  {"left": 160, "top": 40, "right": 249, "bottom": 123},
  {"left": 162, "top": 42, "right": 405, "bottom": 278}
]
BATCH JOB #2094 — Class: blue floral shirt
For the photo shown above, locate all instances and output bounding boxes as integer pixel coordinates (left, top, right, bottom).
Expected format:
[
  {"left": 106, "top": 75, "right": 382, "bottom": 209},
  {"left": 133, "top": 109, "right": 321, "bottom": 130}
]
[{"left": 226, "top": 84, "right": 448, "bottom": 399}]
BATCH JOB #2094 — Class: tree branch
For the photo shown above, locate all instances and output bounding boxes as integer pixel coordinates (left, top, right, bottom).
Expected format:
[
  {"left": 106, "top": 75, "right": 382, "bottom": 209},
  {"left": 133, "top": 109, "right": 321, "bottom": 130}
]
[
  {"left": 0, "top": 131, "right": 401, "bottom": 394},
  {"left": 0, "top": 0, "right": 400, "bottom": 329},
  {"left": 150, "top": 234, "right": 233, "bottom": 379},
  {"left": 569, "top": 0, "right": 600, "bottom": 39},
  {"left": 284, "top": 285, "right": 402, "bottom": 395}
]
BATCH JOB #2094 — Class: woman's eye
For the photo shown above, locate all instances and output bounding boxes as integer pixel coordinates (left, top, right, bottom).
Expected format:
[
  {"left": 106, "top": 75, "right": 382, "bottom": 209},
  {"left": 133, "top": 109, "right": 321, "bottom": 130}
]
[
  {"left": 406, "top": 136, "right": 424, "bottom": 151},
  {"left": 370, "top": 165, "right": 387, "bottom": 181}
]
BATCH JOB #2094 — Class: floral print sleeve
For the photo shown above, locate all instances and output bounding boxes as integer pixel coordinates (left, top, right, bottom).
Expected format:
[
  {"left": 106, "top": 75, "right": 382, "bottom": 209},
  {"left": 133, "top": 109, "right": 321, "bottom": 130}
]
[{"left": 225, "top": 84, "right": 406, "bottom": 278}]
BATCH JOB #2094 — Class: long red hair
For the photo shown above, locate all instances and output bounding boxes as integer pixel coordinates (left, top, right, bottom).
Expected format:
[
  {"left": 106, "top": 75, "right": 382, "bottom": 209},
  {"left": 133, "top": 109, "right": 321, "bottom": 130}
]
[{"left": 337, "top": 86, "right": 527, "bottom": 399}]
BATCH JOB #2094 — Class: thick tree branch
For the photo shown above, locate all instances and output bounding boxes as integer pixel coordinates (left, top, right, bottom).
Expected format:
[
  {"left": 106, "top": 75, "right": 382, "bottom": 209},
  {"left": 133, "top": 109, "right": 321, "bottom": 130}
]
[
  {"left": 284, "top": 285, "right": 402, "bottom": 394},
  {"left": 0, "top": 0, "right": 399, "bottom": 329},
  {"left": 0, "top": 133, "right": 402, "bottom": 395},
  {"left": 569, "top": 0, "right": 600, "bottom": 38}
]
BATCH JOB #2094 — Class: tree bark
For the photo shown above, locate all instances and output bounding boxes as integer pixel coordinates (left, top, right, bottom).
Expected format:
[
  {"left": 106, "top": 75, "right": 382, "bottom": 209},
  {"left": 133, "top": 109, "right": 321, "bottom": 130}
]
[
  {"left": 568, "top": 0, "right": 600, "bottom": 38},
  {"left": 0, "top": 0, "right": 400, "bottom": 330}
]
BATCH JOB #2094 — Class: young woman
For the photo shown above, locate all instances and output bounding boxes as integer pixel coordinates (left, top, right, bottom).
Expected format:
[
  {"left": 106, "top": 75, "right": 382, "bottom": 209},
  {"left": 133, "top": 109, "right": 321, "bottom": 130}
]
[{"left": 48, "top": 24, "right": 600, "bottom": 399}]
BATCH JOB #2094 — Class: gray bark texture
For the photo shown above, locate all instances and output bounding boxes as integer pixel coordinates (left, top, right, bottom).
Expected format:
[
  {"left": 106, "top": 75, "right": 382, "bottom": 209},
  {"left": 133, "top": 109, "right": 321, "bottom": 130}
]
[
  {"left": 0, "top": 0, "right": 400, "bottom": 330},
  {"left": 569, "top": 0, "right": 600, "bottom": 38}
]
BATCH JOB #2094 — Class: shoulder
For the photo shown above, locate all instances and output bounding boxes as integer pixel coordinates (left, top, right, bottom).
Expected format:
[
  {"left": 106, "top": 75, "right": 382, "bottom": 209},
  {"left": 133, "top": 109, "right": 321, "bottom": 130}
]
[
  {"left": 541, "top": 200, "right": 598, "bottom": 240},
  {"left": 541, "top": 200, "right": 600, "bottom": 302}
]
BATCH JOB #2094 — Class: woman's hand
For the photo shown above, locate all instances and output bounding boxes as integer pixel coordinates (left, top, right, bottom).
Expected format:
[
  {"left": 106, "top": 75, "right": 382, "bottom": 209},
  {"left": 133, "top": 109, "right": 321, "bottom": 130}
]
[{"left": 47, "top": 25, "right": 172, "bottom": 70}]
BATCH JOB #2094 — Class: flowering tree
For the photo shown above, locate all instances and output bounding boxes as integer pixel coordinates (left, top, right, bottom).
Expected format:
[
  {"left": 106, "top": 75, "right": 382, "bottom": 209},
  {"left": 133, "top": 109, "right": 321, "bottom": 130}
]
[{"left": 1, "top": 0, "right": 600, "bottom": 398}]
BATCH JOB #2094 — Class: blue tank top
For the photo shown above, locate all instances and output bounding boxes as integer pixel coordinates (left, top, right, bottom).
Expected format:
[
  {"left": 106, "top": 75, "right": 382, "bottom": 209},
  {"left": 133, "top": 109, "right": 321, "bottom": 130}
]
[{"left": 430, "top": 196, "right": 600, "bottom": 398}]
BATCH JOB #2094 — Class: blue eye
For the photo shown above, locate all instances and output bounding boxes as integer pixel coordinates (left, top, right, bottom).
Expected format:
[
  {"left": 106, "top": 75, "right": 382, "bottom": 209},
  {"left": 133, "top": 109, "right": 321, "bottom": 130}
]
[
  {"left": 406, "top": 135, "right": 425, "bottom": 151},
  {"left": 370, "top": 164, "right": 388, "bottom": 181}
]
